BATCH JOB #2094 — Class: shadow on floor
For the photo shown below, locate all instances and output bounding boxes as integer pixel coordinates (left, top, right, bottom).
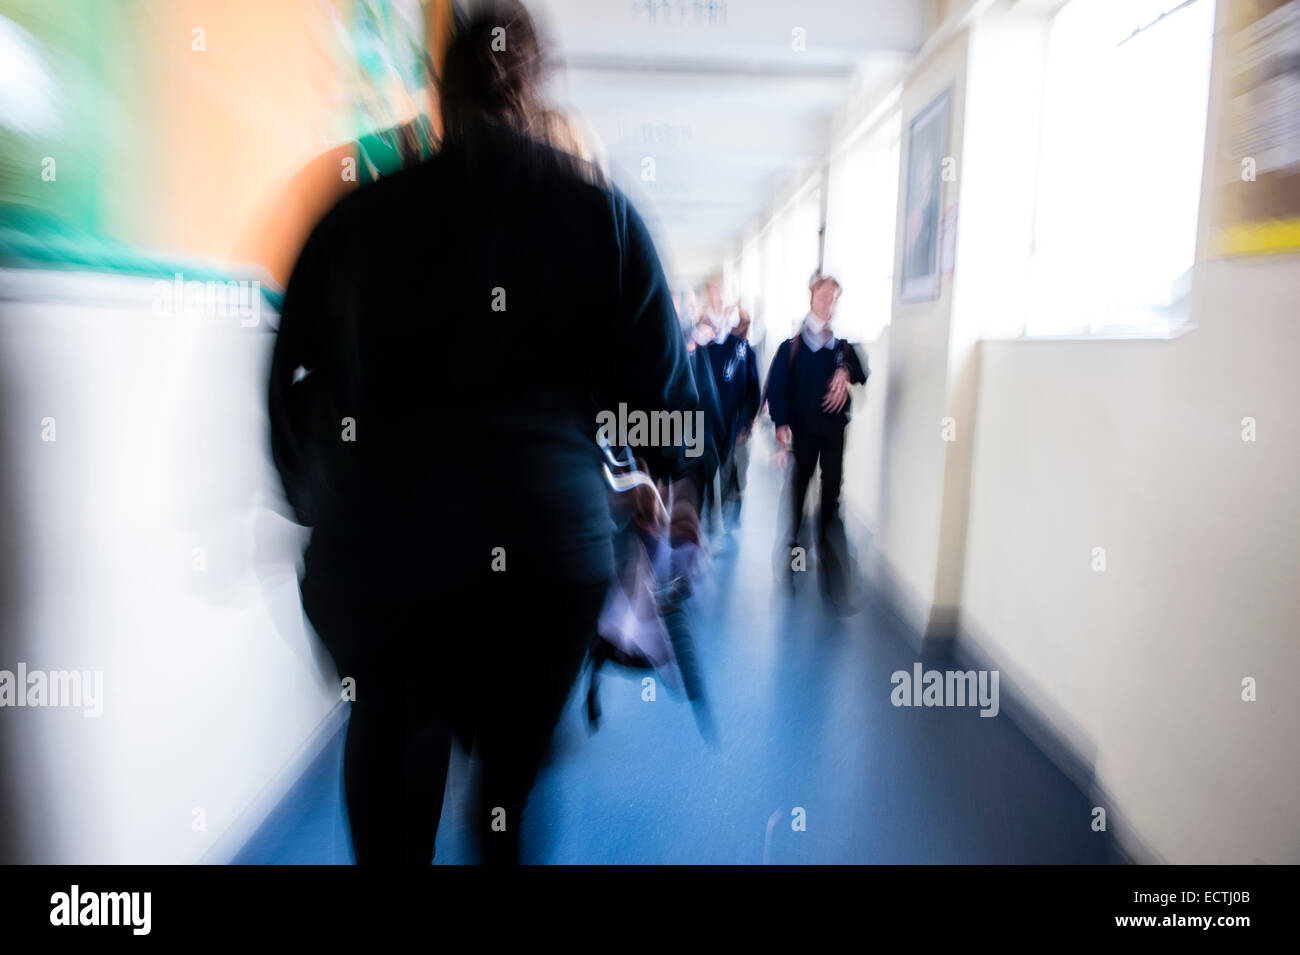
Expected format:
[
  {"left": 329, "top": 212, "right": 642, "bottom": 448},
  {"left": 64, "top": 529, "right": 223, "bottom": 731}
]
[{"left": 234, "top": 455, "right": 1125, "bottom": 865}]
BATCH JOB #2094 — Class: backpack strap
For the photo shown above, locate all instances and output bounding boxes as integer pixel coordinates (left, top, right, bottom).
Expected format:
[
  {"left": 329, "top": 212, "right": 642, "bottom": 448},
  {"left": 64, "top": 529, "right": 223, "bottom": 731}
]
[{"left": 785, "top": 334, "right": 804, "bottom": 408}]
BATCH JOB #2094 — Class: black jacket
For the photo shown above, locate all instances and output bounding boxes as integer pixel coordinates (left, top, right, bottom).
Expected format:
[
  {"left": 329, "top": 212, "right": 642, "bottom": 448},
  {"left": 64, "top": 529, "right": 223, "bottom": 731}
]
[
  {"left": 764, "top": 334, "right": 868, "bottom": 437},
  {"left": 704, "top": 333, "right": 762, "bottom": 451},
  {"left": 269, "top": 119, "right": 717, "bottom": 597}
]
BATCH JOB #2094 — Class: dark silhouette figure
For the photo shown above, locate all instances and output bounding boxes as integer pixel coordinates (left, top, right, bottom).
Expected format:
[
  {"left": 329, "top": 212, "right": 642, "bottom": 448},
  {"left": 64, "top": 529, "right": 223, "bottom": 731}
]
[{"left": 268, "top": 0, "right": 713, "bottom": 863}]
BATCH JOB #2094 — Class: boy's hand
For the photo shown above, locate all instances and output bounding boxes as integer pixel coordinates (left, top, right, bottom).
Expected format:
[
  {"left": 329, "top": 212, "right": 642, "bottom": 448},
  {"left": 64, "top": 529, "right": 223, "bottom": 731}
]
[
  {"left": 668, "top": 479, "right": 701, "bottom": 546},
  {"left": 822, "top": 367, "right": 851, "bottom": 413},
  {"left": 629, "top": 457, "right": 668, "bottom": 531},
  {"left": 630, "top": 482, "right": 667, "bottom": 531}
]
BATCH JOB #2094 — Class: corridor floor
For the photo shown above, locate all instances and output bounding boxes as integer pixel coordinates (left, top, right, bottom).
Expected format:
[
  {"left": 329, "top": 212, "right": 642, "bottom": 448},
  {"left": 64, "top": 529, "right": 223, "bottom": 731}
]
[{"left": 234, "top": 439, "right": 1122, "bottom": 864}]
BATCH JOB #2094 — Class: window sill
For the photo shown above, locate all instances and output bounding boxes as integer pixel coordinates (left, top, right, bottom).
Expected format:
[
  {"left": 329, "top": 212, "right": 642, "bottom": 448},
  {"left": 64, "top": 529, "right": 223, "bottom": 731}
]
[{"left": 981, "top": 323, "right": 1198, "bottom": 344}]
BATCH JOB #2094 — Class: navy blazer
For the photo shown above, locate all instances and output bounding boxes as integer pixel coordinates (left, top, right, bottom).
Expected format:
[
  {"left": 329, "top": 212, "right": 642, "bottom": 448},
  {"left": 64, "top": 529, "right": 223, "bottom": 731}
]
[{"left": 269, "top": 118, "right": 717, "bottom": 596}]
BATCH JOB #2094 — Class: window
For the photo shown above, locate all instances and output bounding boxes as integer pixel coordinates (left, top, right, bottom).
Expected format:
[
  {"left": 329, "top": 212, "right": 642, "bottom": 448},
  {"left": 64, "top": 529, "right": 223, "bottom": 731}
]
[
  {"left": 784, "top": 187, "right": 823, "bottom": 330},
  {"left": 822, "top": 112, "right": 902, "bottom": 343},
  {"left": 757, "top": 180, "right": 822, "bottom": 347},
  {"left": 739, "top": 233, "right": 763, "bottom": 345},
  {"left": 1026, "top": 0, "right": 1216, "bottom": 337},
  {"left": 758, "top": 215, "right": 786, "bottom": 346}
]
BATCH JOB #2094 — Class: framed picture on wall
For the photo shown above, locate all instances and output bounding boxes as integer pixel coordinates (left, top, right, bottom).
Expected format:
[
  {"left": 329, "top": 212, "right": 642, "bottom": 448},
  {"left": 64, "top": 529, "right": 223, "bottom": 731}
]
[{"left": 899, "top": 89, "right": 950, "bottom": 303}]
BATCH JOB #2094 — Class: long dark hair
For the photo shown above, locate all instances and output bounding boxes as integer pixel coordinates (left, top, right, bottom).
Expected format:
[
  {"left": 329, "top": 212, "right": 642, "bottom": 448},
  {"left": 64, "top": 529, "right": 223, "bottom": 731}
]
[{"left": 439, "top": 0, "right": 549, "bottom": 142}]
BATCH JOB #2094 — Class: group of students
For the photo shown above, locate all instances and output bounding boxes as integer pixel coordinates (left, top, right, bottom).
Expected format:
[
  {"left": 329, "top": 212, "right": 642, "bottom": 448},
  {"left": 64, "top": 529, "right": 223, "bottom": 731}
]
[
  {"left": 267, "top": 0, "right": 867, "bottom": 866},
  {"left": 681, "top": 271, "right": 869, "bottom": 612},
  {"left": 682, "top": 278, "right": 761, "bottom": 537}
]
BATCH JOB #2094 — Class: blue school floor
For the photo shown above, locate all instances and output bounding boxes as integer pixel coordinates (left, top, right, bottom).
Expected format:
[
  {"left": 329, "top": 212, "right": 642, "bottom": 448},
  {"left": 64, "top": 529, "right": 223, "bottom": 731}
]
[{"left": 233, "top": 453, "right": 1125, "bottom": 865}]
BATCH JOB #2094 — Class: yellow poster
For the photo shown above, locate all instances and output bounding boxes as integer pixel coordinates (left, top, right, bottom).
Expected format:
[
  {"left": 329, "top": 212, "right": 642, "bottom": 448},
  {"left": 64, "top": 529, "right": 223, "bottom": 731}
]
[{"left": 1214, "top": 0, "right": 1300, "bottom": 255}]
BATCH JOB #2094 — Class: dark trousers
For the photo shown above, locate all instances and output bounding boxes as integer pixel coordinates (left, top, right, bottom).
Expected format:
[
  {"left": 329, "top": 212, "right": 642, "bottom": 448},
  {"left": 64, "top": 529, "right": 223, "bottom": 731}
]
[
  {"left": 701, "top": 446, "right": 730, "bottom": 534},
  {"left": 720, "top": 437, "right": 748, "bottom": 518},
  {"left": 301, "top": 573, "right": 603, "bottom": 864},
  {"left": 787, "top": 428, "right": 850, "bottom": 599}
]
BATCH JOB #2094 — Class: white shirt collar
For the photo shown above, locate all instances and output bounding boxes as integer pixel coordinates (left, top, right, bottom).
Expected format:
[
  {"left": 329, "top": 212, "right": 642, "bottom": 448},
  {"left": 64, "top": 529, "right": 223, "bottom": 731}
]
[
  {"left": 704, "top": 306, "right": 736, "bottom": 345},
  {"left": 801, "top": 311, "right": 837, "bottom": 351}
]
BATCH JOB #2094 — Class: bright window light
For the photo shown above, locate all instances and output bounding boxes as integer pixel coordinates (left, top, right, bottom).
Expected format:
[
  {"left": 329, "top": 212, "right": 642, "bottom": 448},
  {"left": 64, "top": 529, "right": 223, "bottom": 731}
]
[
  {"left": 823, "top": 113, "right": 902, "bottom": 344},
  {"left": 739, "top": 233, "right": 762, "bottom": 342},
  {"left": 755, "top": 181, "right": 822, "bottom": 347},
  {"left": 1027, "top": 0, "right": 1216, "bottom": 337}
]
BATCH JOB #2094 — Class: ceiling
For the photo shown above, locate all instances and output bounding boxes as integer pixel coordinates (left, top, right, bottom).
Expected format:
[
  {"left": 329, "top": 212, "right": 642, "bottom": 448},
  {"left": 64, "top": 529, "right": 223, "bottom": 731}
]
[{"left": 531, "top": 0, "right": 929, "bottom": 285}]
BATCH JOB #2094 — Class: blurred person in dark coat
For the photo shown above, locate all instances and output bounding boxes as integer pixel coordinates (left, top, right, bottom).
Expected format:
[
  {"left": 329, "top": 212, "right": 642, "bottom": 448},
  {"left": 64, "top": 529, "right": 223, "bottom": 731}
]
[
  {"left": 268, "top": 0, "right": 714, "bottom": 864},
  {"left": 694, "top": 277, "right": 759, "bottom": 539},
  {"left": 763, "top": 275, "right": 867, "bottom": 612},
  {"left": 713, "top": 306, "right": 761, "bottom": 528}
]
